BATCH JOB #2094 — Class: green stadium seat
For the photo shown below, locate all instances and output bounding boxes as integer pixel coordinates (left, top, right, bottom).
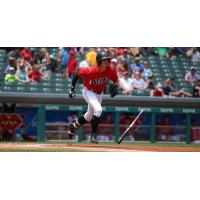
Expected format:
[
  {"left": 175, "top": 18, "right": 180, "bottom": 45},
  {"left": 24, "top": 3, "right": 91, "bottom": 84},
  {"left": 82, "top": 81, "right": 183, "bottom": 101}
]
[
  {"left": 39, "top": 87, "right": 51, "bottom": 93},
  {"left": 39, "top": 82, "right": 51, "bottom": 87}
]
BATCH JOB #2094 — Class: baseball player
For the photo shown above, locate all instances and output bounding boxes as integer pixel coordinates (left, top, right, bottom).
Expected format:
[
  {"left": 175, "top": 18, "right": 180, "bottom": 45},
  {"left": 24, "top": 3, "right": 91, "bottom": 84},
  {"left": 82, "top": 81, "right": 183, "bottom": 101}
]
[{"left": 68, "top": 51, "right": 119, "bottom": 144}]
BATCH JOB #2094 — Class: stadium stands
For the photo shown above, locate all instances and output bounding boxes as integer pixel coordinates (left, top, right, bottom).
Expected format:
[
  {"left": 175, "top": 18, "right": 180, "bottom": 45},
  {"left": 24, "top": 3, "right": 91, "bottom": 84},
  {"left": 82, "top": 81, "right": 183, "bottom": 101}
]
[{"left": 0, "top": 47, "right": 199, "bottom": 96}]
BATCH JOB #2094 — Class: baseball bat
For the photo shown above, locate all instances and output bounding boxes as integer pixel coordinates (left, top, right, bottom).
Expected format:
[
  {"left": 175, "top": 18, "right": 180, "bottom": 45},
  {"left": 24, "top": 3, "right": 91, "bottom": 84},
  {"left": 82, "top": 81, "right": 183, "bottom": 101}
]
[{"left": 117, "top": 109, "right": 144, "bottom": 144}]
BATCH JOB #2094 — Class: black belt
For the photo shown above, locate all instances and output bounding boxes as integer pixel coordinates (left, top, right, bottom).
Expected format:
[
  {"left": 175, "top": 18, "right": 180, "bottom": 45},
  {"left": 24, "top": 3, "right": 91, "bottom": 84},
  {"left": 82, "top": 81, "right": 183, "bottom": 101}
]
[{"left": 90, "top": 90, "right": 102, "bottom": 94}]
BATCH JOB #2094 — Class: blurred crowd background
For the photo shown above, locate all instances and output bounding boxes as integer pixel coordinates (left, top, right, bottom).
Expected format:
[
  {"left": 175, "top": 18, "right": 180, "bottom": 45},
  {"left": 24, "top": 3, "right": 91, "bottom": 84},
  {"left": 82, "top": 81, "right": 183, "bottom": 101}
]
[{"left": 0, "top": 47, "right": 199, "bottom": 98}]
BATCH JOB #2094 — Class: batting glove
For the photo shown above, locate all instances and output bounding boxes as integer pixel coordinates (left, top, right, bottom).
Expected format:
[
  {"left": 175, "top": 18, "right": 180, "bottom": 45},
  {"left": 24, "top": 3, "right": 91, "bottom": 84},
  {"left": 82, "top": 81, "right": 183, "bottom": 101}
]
[
  {"left": 69, "top": 87, "right": 76, "bottom": 99},
  {"left": 110, "top": 84, "right": 118, "bottom": 98}
]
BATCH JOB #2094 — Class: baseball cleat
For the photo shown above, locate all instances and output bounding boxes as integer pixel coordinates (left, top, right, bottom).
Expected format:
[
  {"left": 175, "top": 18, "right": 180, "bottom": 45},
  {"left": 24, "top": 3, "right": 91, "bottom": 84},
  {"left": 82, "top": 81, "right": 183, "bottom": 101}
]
[
  {"left": 68, "top": 123, "right": 76, "bottom": 135},
  {"left": 90, "top": 134, "right": 98, "bottom": 144}
]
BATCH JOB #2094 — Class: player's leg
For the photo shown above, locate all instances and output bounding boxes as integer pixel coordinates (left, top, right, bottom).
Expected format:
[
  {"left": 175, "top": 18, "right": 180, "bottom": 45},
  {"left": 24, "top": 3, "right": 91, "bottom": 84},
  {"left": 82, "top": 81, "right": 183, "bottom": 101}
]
[
  {"left": 90, "top": 93, "right": 103, "bottom": 144},
  {"left": 68, "top": 89, "right": 100, "bottom": 135},
  {"left": 83, "top": 89, "right": 103, "bottom": 143}
]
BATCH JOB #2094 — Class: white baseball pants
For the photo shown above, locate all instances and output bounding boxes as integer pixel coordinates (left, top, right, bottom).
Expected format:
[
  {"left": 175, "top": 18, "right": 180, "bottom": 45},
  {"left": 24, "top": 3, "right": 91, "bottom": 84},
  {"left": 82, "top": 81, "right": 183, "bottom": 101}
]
[{"left": 82, "top": 87, "right": 103, "bottom": 121}]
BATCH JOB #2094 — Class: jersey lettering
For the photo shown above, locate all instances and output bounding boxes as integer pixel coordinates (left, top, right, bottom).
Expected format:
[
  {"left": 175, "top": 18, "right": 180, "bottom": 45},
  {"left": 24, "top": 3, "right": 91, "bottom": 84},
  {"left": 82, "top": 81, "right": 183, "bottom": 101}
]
[{"left": 90, "top": 77, "right": 108, "bottom": 85}]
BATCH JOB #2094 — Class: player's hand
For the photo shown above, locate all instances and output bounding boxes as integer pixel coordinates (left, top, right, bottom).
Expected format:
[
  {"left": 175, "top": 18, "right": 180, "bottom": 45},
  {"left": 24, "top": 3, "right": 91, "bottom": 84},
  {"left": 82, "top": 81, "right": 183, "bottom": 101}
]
[
  {"left": 110, "top": 84, "right": 118, "bottom": 98},
  {"left": 69, "top": 87, "right": 76, "bottom": 99}
]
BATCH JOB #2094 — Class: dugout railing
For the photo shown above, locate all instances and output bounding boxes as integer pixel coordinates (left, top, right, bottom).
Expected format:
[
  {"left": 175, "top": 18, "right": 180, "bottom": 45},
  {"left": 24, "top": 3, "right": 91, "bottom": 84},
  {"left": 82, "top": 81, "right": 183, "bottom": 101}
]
[{"left": 0, "top": 92, "right": 200, "bottom": 144}]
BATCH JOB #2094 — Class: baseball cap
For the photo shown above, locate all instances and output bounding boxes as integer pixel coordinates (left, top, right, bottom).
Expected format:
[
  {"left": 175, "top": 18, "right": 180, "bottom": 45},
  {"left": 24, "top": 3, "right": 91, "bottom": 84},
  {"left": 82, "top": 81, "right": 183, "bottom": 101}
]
[
  {"left": 69, "top": 51, "right": 76, "bottom": 56},
  {"left": 156, "top": 82, "right": 162, "bottom": 88},
  {"left": 135, "top": 56, "right": 141, "bottom": 61},
  {"left": 190, "top": 66, "right": 196, "bottom": 70},
  {"left": 111, "top": 58, "right": 117, "bottom": 63}
]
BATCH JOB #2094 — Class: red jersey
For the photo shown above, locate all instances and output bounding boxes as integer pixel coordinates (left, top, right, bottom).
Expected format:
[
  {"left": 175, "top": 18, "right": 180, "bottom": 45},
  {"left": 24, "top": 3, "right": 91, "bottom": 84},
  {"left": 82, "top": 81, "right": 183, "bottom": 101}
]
[
  {"left": 152, "top": 88, "right": 163, "bottom": 97},
  {"left": 20, "top": 49, "right": 32, "bottom": 63},
  {"left": 78, "top": 65, "right": 118, "bottom": 93},
  {"left": 30, "top": 70, "right": 41, "bottom": 82},
  {"left": 67, "top": 59, "right": 78, "bottom": 73}
]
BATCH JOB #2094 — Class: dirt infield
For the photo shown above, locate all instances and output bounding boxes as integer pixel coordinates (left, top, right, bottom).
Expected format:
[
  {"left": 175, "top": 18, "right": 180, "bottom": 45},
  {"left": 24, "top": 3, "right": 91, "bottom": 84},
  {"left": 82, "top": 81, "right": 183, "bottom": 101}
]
[{"left": 0, "top": 142, "right": 200, "bottom": 152}]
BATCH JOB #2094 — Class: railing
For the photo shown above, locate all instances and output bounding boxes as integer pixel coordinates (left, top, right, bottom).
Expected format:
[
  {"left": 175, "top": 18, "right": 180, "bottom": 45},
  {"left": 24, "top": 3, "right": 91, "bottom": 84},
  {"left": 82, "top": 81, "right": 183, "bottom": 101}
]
[{"left": 1, "top": 92, "right": 200, "bottom": 144}]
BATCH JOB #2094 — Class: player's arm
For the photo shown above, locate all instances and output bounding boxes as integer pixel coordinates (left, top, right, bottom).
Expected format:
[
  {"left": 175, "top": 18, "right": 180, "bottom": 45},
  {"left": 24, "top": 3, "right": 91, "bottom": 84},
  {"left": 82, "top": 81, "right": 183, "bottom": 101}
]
[
  {"left": 110, "top": 67, "right": 119, "bottom": 97},
  {"left": 69, "top": 71, "right": 80, "bottom": 99}
]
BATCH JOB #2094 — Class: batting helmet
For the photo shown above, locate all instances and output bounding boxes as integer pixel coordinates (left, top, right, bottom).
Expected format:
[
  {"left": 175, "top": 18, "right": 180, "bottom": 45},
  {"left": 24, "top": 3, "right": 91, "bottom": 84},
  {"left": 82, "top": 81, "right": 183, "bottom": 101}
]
[{"left": 96, "top": 51, "right": 111, "bottom": 66}]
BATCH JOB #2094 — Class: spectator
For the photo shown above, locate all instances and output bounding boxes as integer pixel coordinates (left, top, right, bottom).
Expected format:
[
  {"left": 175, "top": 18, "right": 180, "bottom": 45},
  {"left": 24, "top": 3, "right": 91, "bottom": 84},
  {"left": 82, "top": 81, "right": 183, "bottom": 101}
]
[
  {"left": 130, "top": 47, "right": 140, "bottom": 57},
  {"left": 66, "top": 51, "right": 78, "bottom": 79},
  {"left": 174, "top": 47, "right": 190, "bottom": 56},
  {"left": 20, "top": 48, "right": 32, "bottom": 63},
  {"left": 191, "top": 48, "right": 200, "bottom": 63},
  {"left": 150, "top": 82, "right": 164, "bottom": 97},
  {"left": 130, "top": 56, "right": 144, "bottom": 74},
  {"left": 140, "top": 47, "right": 152, "bottom": 58},
  {"left": 29, "top": 64, "right": 41, "bottom": 83},
  {"left": 30, "top": 52, "right": 41, "bottom": 66},
  {"left": 123, "top": 48, "right": 132, "bottom": 69},
  {"left": 119, "top": 71, "right": 133, "bottom": 95},
  {"left": 4, "top": 57, "right": 16, "bottom": 74},
  {"left": 117, "top": 59, "right": 128, "bottom": 77},
  {"left": 141, "top": 61, "right": 153, "bottom": 80},
  {"left": 152, "top": 47, "right": 169, "bottom": 58},
  {"left": 8, "top": 48, "right": 20, "bottom": 60},
  {"left": 39, "top": 48, "right": 51, "bottom": 81},
  {"left": 169, "top": 77, "right": 192, "bottom": 97},
  {"left": 162, "top": 79, "right": 171, "bottom": 96},
  {"left": 132, "top": 71, "right": 148, "bottom": 91},
  {"left": 192, "top": 78, "right": 200, "bottom": 97},
  {"left": 15, "top": 64, "right": 30, "bottom": 83},
  {"left": 146, "top": 76, "right": 155, "bottom": 90},
  {"left": 86, "top": 48, "right": 97, "bottom": 66},
  {"left": 185, "top": 66, "right": 200, "bottom": 85},
  {"left": 79, "top": 55, "right": 89, "bottom": 69},
  {"left": 57, "top": 47, "right": 69, "bottom": 74},
  {"left": 5, "top": 67, "right": 16, "bottom": 83},
  {"left": 110, "top": 58, "right": 118, "bottom": 70}
]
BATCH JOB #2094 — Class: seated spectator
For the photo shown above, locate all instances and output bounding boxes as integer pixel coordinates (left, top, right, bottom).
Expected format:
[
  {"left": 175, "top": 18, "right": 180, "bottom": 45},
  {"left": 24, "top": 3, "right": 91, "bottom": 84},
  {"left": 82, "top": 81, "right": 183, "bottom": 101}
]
[
  {"left": 20, "top": 48, "right": 32, "bottom": 63},
  {"left": 4, "top": 57, "right": 16, "bottom": 75},
  {"left": 110, "top": 58, "right": 118, "bottom": 70},
  {"left": 15, "top": 64, "right": 30, "bottom": 83},
  {"left": 191, "top": 48, "right": 200, "bottom": 63},
  {"left": 39, "top": 48, "right": 51, "bottom": 81},
  {"left": 162, "top": 79, "right": 171, "bottom": 96},
  {"left": 8, "top": 48, "right": 20, "bottom": 60},
  {"left": 185, "top": 66, "right": 200, "bottom": 85},
  {"left": 30, "top": 52, "right": 41, "bottom": 66},
  {"left": 79, "top": 55, "right": 89, "bottom": 69},
  {"left": 174, "top": 47, "right": 190, "bottom": 56},
  {"left": 192, "top": 78, "right": 200, "bottom": 97},
  {"left": 66, "top": 51, "right": 78, "bottom": 79},
  {"left": 119, "top": 71, "right": 133, "bottom": 95},
  {"left": 123, "top": 48, "right": 131, "bottom": 69},
  {"left": 86, "top": 48, "right": 97, "bottom": 66},
  {"left": 146, "top": 76, "right": 155, "bottom": 90},
  {"left": 152, "top": 47, "right": 169, "bottom": 57},
  {"left": 141, "top": 61, "right": 153, "bottom": 80},
  {"left": 29, "top": 64, "right": 41, "bottom": 83},
  {"left": 130, "top": 56, "right": 144, "bottom": 74},
  {"left": 117, "top": 59, "right": 128, "bottom": 77},
  {"left": 5, "top": 67, "right": 16, "bottom": 83},
  {"left": 139, "top": 47, "right": 152, "bottom": 58},
  {"left": 169, "top": 77, "right": 192, "bottom": 97},
  {"left": 150, "top": 83, "right": 164, "bottom": 97},
  {"left": 132, "top": 71, "right": 148, "bottom": 91}
]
